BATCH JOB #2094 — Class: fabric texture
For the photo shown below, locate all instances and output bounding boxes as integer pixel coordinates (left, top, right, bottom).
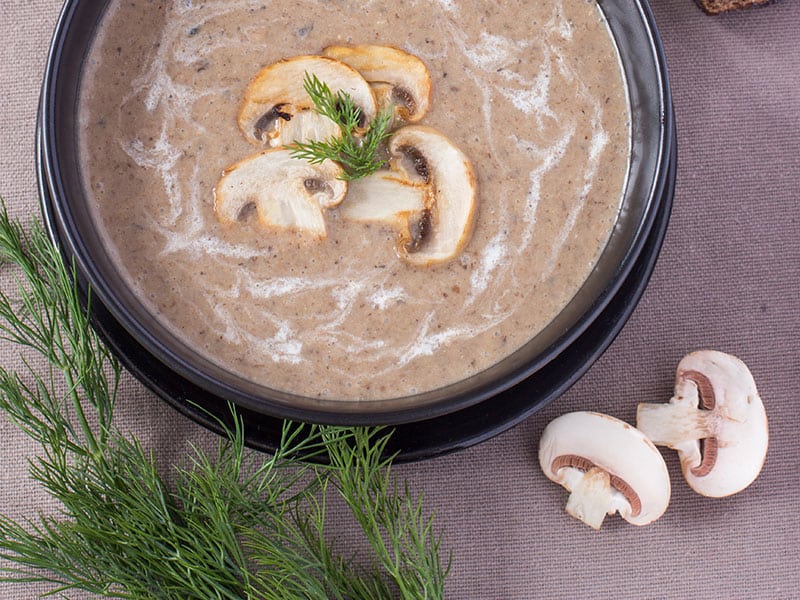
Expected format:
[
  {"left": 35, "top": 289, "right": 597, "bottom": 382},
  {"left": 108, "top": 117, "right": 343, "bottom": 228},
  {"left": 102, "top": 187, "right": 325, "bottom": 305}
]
[{"left": 1, "top": 0, "right": 798, "bottom": 597}]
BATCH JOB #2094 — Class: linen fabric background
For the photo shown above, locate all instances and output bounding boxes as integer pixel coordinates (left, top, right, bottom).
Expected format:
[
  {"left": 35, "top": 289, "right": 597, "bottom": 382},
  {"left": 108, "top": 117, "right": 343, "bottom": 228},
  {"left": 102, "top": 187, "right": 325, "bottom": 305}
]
[{"left": 1, "top": 0, "right": 798, "bottom": 597}]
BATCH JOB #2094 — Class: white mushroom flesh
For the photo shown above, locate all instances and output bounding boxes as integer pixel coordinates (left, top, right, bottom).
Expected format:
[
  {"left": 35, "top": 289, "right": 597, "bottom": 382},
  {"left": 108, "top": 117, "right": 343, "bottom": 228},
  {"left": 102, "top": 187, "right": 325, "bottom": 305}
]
[
  {"left": 539, "top": 411, "right": 671, "bottom": 529},
  {"left": 238, "top": 55, "right": 377, "bottom": 146},
  {"left": 636, "top": 350, "right": 769, "bottom": 498},
  {"left": 214, "top": 148, "right": 347, "bottom": 237},
  {"left": 322, "top": 44, "right": 432, "bottom": 123},
  {"left": 340, "top": 172, "right": 428, "bottom": 225},
  {"left": 388, "top": 125, "right": 477, "bottom": 266},
  {"left": 561, "top": 467, "right": 630, "bottom": 531},
  {"left": 265, "top": 108, "right": 341, "bottom": 148}
]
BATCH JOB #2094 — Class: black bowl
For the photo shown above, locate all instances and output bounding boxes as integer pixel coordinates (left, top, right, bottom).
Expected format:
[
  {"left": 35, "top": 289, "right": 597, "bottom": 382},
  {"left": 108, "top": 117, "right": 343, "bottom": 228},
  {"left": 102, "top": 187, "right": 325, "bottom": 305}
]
[{"left": 39, "top": 0, "right": 674, "bottom": 428}]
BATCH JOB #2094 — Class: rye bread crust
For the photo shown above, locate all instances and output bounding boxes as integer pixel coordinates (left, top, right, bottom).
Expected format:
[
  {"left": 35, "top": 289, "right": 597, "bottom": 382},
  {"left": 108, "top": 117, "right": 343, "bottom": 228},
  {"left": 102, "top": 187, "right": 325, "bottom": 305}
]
[{"left": 695, "top": 0, "right": 775, "bottom": 15}]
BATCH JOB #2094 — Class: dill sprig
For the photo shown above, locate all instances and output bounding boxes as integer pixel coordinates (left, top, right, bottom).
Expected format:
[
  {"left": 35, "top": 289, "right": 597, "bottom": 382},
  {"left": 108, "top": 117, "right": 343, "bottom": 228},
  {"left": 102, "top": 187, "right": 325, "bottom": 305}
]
[
  {"left": 290, "top": 72, "right": 394, "bottom": 180},
  {"left": 0, "top": 200, "right": 448, "bottom": 599}
]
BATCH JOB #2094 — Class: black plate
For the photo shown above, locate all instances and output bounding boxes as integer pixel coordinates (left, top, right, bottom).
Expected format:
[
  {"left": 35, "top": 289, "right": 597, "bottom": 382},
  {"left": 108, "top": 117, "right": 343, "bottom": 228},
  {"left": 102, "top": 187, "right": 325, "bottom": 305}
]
[{"left": 37, "top": 119, "right": 675, "bottom": 461}]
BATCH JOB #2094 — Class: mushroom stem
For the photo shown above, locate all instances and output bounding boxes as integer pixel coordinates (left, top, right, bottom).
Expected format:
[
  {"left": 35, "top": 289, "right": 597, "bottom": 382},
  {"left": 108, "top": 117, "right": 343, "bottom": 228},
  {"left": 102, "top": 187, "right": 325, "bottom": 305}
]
[
  {"left": 563, "top": 467, "right": 613, "bottom": 530},
  {"left": 636, "top": 401, "right": 713, "bottom": 448}
]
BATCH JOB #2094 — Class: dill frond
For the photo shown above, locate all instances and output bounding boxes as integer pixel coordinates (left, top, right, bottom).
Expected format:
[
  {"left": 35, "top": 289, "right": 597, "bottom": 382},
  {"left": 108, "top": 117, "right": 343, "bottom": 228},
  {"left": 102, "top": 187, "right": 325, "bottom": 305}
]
[
  {"left": 0, "top": 200, "right": 449, "bottom": 598},
  {"left": 290, "top": 72, "right": 394, "bottom": 180}
]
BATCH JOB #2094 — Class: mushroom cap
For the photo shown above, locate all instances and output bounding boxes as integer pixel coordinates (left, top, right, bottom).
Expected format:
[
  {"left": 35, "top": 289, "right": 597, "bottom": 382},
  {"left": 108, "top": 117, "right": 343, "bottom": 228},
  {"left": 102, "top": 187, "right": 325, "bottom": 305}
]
[
  {"left": 539, "top": 411, "right": 671, "bottom": 526},
  {"left": 668, "top": 350, "right": 768, "bottom": 497},
  {"left": 238, "top": 55, "right": 377, "bottom": 146},
  {"left": 322, "top": 44, "right": 432, "bottom": 123},
  {"left": 388, "top": 125, "right": 477, "bottom": 266},
  {"left": 214, "top": 148, "right": 347, "bottom": 237}
]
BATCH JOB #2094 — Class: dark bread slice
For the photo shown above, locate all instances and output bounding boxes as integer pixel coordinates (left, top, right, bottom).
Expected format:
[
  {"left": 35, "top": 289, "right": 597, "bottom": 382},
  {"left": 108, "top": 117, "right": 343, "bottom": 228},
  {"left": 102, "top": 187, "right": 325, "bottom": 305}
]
[{"left": 695, "top": 0, "right": 774, "bottom": 15}]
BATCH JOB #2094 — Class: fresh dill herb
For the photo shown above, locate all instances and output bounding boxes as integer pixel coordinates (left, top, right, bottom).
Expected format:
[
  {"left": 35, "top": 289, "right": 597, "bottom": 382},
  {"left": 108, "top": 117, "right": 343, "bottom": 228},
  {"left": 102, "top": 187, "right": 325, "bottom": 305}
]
[
  {"left": 290, "top": 72, "right": 394, "bottom": 180},
  {"left": 0, "top": 200, "right": 448, "bottom": 598}
]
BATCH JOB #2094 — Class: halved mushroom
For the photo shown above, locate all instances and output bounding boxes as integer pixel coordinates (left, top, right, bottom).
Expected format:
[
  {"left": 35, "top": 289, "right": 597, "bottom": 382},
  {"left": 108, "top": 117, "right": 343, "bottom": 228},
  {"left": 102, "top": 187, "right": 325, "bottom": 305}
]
[
  {"left": 322, "top": 45, "right": 432, "bottom": 124},
  {"left": 214, "top": 148, "right": 347, "bottom": 238},
  {"left": 636, "top": 350, "right": 768, "bottom": 498},
  {"left": 238, "top": 55, "right": 377, "bottom": 147},
  {"left": 539, "top": 411, "right": 671, "bottom": 530},
  {"left": 385, "top": 126, "right": 477, "bottom": 266}
]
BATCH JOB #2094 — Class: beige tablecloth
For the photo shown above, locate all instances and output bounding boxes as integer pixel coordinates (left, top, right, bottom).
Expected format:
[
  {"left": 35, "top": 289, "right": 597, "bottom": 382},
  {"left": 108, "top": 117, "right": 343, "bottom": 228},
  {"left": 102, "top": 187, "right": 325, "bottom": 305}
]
[{"left": 1, "top": 0, "right": 798, "bottom": 597}]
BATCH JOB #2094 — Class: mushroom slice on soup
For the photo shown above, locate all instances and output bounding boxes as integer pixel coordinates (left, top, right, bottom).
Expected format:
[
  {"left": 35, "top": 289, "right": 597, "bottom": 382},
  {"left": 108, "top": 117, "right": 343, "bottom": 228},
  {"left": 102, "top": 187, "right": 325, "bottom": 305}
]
[
  {"left": 214, "top": 148, "right": 347, "bottom": 238},
  {"left": 323, "top": 44, "right": 432, "bottom": 125},
  {"left": 238, "top": 55, "right": 377, "bottom": 147},
  {"left": 388, "top": 126, "right": 477, "bottom": 266}
]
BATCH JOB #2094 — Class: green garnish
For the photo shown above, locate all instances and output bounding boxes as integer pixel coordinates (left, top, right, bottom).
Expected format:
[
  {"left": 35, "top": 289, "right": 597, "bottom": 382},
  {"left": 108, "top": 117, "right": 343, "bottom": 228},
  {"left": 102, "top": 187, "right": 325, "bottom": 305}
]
[
  {"left": 0, "top": 201, "right": 449, "bottom": 598},
  {"left": 290, "top": 73, "right": 394, "bottom": 181}
]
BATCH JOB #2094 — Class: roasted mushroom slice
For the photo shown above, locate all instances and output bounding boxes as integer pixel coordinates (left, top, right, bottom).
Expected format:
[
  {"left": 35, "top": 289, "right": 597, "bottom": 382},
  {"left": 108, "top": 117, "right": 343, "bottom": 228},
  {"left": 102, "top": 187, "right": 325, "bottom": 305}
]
[
  {"left": 339, "top": 172, "right": 431, "bottom": 250},
  {"left": 636, "top": 350, "right": 769, "bottom": 498},
  {"left": 387, "top": 126, "right": 477, "bottom": 266},
  {"left": 238, "top": 55, "right": 377, "bottom": 147},
  {"left": 214, "top": 148, "right": 347, "bottom": 238},
  {"left": 322, "top": 45, "right": 432, "bottom": 123}
]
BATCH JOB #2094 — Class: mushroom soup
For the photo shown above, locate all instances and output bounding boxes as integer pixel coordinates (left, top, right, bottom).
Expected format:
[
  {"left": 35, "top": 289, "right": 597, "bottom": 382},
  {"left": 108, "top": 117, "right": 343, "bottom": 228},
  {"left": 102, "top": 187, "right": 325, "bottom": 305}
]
[{"left": 78, "top": 0, "right": 630, "bottom": 400}]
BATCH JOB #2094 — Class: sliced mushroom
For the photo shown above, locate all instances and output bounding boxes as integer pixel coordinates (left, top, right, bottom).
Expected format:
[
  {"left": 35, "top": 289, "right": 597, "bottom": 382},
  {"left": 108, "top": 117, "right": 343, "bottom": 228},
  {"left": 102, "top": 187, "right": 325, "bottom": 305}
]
[
  {"left": 340, "top": 172, "right": 429, "bottom": 221},
  {"left": 386, "top": 126, "right": 477, "bottom": 266},
  {"left": 238, "top": 55, "right": 377, "bottom": 146},
  {"left": 322, "top": 44, "right": 432, "bottom": 123},
  {"left": 339, "top": 172, "right": 431, "bottom": 251},
  {"left": 214, "top": 148, "right": 347, "bottom": 238},
  {"left": 539, "top": 411, "right": 671, "bottom": 530},
  {"left": 636, "top": 350, "right": 768, "bottom": 498}
]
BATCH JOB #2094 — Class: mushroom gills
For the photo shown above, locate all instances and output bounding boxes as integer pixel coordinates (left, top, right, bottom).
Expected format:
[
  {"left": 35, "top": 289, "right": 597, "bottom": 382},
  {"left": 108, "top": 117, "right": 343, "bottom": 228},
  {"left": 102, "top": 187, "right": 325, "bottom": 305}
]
[
  {"left": 405, "top": 209, "right": 433, "bottom": 252},
  {"left": 392, "top": 144, "right": 431, "bottom": 183},
  {"left": 253, "top": 103, "right": 293, "bottom": 142},
  {"left": 368, "top": 83, "right": 423, "bottom": 128},
  {"left": 214, "top": 148, "right": 347, "bottom": 237}
]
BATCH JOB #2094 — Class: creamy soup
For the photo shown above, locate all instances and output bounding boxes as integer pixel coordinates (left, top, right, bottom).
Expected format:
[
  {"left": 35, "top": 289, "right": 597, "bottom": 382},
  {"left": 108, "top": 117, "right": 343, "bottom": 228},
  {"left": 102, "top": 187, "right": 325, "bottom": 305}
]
[{"left": 78, "top": 0, "right": 630, "bottom": 401}]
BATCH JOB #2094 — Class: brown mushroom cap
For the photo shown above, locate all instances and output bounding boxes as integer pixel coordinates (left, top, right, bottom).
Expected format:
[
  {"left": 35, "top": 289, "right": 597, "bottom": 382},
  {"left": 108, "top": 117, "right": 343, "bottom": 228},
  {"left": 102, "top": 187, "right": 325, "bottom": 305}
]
[
  {"left": 539, "top": 411, "right": 671, "bottom": 529},
  {"left": 637, "top": 350, "right": 769, "bottom": 498},
  {"left": 238, "top": 55, "right": 377, "bottom": 146}
]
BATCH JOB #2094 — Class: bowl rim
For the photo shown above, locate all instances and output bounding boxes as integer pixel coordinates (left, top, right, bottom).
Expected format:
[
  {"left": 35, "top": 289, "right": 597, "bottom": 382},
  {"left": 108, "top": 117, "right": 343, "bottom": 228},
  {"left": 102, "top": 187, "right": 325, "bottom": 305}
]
[{"left": 39, "top": 0, "right": 674, "bottom": 425}]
